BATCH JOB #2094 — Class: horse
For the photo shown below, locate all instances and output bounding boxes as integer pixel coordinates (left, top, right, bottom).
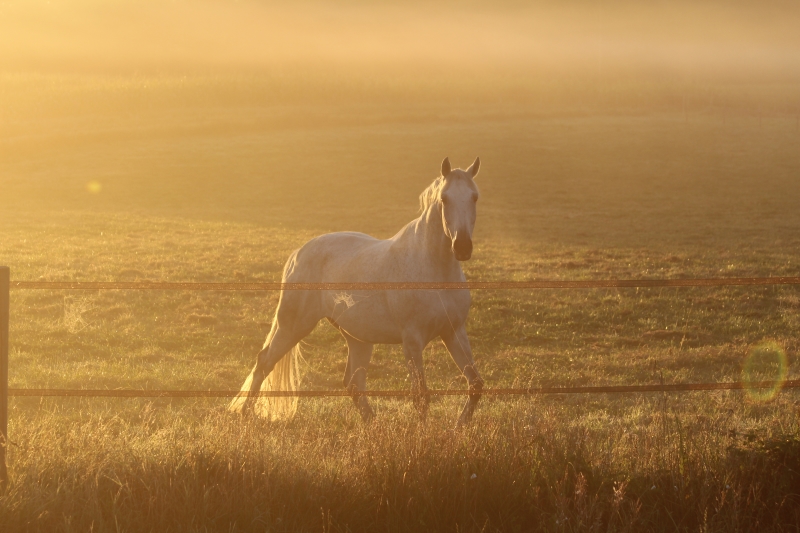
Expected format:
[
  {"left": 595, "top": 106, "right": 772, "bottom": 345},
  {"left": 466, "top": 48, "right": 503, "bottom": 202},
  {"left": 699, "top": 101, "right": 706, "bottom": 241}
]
[{"left": 229, "top": 157, "right": 484, "bottom": 426}]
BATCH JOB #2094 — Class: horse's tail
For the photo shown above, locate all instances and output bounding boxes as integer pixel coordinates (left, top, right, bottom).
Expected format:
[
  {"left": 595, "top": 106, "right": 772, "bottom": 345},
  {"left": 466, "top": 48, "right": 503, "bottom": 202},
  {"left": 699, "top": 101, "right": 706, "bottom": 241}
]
[
  {"left": 228, "top": 371, "right": 254, "bottom": 414},
  {"left": 256, "top": 344, "right": 300, "bottom": 421},
  {"left": 228, "top": 345, "right": 301, "bottom": 421}
]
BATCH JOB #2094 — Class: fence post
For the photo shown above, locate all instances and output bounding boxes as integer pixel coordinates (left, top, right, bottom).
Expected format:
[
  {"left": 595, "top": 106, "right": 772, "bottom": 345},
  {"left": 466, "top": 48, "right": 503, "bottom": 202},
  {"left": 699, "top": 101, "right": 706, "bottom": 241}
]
[{"left": 0, "top": 266, "right": 8, "bottom": 486}]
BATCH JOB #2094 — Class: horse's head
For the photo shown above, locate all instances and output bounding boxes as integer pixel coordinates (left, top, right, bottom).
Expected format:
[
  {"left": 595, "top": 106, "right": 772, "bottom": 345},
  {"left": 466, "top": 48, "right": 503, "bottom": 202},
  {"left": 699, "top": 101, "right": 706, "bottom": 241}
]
[{"left": 439, "top": 156, "right": 480, "bottom": 261}]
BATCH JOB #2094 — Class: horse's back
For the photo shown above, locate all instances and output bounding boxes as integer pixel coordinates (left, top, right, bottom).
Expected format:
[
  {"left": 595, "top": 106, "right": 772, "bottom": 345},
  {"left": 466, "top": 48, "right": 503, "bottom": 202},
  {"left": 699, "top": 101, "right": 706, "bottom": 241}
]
[{"left": 284, "top": 231, "right": 394, "bottom": 283}]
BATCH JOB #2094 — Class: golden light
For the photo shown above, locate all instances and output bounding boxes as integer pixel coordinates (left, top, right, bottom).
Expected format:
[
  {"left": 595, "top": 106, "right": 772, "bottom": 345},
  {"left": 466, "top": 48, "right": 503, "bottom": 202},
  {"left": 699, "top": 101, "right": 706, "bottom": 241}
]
[{"left": 742, "top": 341, "right": 789, "bottom": 403}]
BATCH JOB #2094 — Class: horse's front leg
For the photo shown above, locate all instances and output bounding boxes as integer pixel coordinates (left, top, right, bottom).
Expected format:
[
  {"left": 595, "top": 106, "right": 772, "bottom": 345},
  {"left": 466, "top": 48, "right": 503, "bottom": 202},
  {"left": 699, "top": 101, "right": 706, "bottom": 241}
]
[
  {"left": 402, "top": 335, "right": 429, "bottom": 419},
  {"left": 441, "top": 325, "right": 483, "bottom": 427}
]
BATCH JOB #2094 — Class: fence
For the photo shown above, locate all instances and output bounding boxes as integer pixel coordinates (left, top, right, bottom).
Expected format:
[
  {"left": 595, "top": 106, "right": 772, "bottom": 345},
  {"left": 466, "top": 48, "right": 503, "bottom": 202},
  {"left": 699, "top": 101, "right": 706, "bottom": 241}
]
[
  {"left": 1, "top": 268, "right": 8, "bottom": 485},
  {"left": 11, "top": 277, "right": 800, "bottom": 290},
  {"left": 2, "top": 270, "right": 800, "bottom": 484}
]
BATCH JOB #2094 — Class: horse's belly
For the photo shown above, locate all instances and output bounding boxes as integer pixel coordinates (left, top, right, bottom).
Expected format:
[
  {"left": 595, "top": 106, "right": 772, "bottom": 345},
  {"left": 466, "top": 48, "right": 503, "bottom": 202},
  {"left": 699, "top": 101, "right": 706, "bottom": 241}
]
[
  {"left": 334, "top": 301, "right": 403, "bottom": 344},
  {"left": 326, "top": 289, "right": 469, "bottom": 345}
]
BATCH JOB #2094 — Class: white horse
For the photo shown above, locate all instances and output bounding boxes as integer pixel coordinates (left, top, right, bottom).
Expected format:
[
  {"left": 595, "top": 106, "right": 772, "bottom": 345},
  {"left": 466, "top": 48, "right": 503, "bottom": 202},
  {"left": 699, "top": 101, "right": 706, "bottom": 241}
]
[{"left": 229, "top": 157, "right": 484, "bottom": 426}]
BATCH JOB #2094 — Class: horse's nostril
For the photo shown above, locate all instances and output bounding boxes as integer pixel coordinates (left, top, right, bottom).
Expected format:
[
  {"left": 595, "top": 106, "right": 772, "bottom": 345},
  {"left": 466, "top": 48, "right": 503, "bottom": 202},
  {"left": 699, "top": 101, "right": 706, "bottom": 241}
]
[{"left": 453, "top": 236, "right": 473, "bottom": 260}]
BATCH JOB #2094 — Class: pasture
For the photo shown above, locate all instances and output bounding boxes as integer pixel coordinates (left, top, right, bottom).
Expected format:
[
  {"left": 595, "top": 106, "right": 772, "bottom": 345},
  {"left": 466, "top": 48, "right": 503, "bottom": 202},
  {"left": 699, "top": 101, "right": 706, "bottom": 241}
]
[{"left": 2, "top": 13, "right": 800, "bottom": 530}]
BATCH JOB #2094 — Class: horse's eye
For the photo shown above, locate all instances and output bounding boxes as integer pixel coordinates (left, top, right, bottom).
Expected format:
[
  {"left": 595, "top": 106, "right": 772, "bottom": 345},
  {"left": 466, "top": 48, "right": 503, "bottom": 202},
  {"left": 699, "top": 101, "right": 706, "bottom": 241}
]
[
  {"left": 441, "top": 197, "right": 448, "bottom": 205},
  {"left": 472, "top": 194, "right": 479, "bottom": 202}
]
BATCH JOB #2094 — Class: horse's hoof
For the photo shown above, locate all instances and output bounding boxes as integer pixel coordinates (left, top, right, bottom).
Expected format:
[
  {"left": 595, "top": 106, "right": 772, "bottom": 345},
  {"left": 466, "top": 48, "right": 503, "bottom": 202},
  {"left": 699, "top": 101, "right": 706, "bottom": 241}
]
[
  {"left": 229, "top": 401, "right": 256, "bottom": 419},
  {"left": 455, "top": 408, "right": 475, "bottom": 429},
  {"left": 357, "top": 402, "right": 375, "bottom": 423},
  {"left": 412, "top": 397, "right": 430, "bottom": 420}
]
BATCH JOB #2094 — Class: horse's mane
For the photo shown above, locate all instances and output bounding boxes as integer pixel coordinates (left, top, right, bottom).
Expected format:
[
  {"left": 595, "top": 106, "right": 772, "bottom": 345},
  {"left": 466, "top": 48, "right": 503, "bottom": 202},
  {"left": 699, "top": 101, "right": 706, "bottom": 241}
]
[
  {"left": 418, "top": 177, "right": 445, "bottom": 212},
  {"left": 419, "top": 172, "right": 478, "bottom": 212}
]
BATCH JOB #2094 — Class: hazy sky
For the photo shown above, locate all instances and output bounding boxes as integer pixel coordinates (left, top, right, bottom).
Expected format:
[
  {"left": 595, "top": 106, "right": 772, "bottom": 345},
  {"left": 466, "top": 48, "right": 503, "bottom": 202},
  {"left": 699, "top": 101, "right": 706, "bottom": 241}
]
[{"left": 2, "top": 1, "right": 799, "bottom": 76}]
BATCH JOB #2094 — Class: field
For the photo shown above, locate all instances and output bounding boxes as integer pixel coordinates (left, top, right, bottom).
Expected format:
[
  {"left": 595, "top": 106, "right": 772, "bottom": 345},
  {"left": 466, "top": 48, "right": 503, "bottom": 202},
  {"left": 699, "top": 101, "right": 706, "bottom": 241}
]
[{"left": 3, "top": 1, "right": 800, "bottom": 531}]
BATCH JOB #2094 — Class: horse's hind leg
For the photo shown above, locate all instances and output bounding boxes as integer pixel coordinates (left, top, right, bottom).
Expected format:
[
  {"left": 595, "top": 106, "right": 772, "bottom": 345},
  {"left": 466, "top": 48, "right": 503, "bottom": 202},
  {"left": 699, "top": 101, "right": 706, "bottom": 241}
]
[
  {"left": 231, "top": 301, "right": 319, "bottom": 414},
  {"left": 342, "top": 333, "right": 375, "bottom": 422},
  {"left": 441, "top": 325, "right": 483, "bottom": 428}
]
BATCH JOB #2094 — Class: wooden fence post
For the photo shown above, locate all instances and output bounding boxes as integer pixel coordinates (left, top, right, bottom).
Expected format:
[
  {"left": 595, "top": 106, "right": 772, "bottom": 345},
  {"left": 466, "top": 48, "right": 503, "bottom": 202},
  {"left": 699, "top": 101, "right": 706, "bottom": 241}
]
[{"left": 0, "top": 266, "right": 8, "bottom": 486}]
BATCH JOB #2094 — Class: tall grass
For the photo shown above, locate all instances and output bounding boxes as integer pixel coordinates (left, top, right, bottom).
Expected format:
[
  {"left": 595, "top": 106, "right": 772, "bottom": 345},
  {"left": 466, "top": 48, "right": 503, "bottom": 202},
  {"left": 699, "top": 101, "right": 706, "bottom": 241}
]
[{"left": 2, "top": 394, "right": 799, "bottom": 532}]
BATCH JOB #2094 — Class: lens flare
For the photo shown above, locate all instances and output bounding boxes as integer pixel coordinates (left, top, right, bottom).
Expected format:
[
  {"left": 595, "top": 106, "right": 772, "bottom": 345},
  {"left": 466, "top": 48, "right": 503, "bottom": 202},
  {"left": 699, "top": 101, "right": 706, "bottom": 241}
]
[
  {"left": 87, "top": 181, "right": 102, "bottom": 194},
  {"left": 742, "top": 341, "right": 788, "bottom": 402}
]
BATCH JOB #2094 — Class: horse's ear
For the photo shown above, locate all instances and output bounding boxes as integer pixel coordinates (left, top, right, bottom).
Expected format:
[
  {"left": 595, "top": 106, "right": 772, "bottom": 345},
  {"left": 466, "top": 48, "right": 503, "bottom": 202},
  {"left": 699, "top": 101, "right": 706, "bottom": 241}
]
[
  {"left": 441, "top": 157, "right": 451, "bottom": 177},
  {"left": 467, "top": 157, "right": 480, "bottom": 178}
]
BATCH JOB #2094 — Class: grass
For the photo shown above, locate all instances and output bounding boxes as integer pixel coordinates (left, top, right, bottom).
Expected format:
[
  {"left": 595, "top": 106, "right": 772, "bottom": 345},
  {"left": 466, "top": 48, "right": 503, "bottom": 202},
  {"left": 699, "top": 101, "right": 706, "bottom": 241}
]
[
  {"left": 1, "top": 65, "right": 800, "bottom": 530},
  {"left": 3, "top": 396, "right": 800, "bottom": 531}
]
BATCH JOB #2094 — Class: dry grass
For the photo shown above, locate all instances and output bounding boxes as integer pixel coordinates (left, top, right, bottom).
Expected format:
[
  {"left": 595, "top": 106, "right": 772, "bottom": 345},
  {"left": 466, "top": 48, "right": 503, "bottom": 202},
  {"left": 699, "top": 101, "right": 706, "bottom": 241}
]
[{"left": 2, "top": 395, "right": 799, "bottom": 532}]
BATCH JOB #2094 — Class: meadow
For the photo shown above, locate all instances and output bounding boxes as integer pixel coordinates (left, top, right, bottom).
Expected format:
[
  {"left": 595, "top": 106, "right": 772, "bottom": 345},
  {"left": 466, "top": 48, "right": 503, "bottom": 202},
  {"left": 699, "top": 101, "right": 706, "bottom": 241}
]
[{"left": 2, "top": 2, "right": 800, "bottom": 529}]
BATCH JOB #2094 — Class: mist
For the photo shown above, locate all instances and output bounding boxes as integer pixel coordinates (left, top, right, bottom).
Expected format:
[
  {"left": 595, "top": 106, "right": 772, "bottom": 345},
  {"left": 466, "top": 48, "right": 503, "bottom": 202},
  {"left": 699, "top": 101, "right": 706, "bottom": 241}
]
[{"left": 2, "top": 0, "right": 799, "bottom": 78}]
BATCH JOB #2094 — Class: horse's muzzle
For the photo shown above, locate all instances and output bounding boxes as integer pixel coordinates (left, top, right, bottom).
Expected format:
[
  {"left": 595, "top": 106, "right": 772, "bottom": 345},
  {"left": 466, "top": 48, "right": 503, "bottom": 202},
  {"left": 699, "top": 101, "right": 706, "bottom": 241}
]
[{"left": 453, "top": 235, "right": 473, "bottom": 261}]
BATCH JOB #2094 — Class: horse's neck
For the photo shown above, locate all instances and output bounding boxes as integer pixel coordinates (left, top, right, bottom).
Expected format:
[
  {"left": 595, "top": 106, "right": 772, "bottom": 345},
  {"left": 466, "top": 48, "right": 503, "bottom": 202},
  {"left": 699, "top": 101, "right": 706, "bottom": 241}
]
[{"left": 397, "top": 205, "right": 461, "bottom": 277}]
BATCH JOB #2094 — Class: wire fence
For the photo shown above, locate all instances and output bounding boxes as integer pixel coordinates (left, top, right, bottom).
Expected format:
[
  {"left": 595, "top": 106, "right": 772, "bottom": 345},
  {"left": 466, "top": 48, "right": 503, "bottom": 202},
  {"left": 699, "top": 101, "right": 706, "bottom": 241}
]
[
  {"left": 3, "top": 272, "right": 800, "bottom": 483},
  {"left": 8, "top": 380, "right": 800, "bottom": 398},
  {"left": 10, "top": 276, "right": 800, "bottom": 291},
  {"left": 7, "top": 275, "right": 800, "bottom": 401}
]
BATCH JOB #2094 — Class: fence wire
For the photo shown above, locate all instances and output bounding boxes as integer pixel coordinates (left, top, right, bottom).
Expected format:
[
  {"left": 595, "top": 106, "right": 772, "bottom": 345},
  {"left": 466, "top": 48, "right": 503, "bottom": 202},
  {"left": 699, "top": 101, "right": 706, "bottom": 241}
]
[
  {"left": 10, "top": 277, "right": 800, "bottom": 291},
  {"left": 8, "top": 380, "right": 800, "bottom": 398},
  {"left": 7, "top": 277, "right": 799, "bottom": 401}
]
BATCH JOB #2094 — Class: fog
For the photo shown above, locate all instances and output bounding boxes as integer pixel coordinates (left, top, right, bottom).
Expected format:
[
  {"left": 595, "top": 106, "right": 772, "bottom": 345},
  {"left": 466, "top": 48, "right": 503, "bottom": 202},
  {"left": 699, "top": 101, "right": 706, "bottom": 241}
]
[
  {"left": 2, "top": 1, "right": 800, "bottom": 244},
  {"left": 2, "top": 0, "right": 799, "bottom": 77}
]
